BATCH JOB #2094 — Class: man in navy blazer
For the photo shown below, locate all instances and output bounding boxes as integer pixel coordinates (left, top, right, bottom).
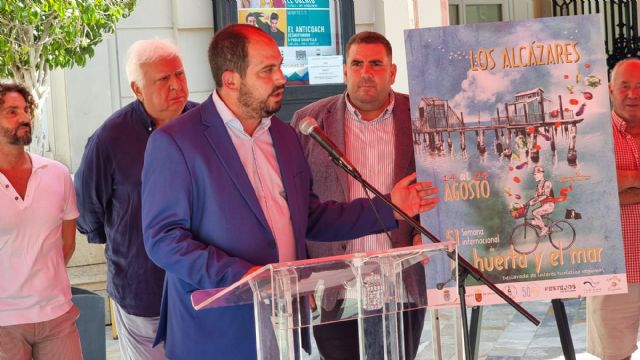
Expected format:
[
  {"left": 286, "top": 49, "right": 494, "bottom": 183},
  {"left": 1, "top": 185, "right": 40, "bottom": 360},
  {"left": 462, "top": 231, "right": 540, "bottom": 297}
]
[{"left": 141, "top": 24, "right": 438, "bottom": 359}]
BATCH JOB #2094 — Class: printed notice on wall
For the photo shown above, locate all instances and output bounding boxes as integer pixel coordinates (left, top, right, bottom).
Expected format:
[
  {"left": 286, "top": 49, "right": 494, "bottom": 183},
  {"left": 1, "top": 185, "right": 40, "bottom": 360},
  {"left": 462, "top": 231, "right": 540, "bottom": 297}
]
[
  {"left": 308, "top": 55, "right": 343, "bottom": 84},
  {"left": 237, "top": 0, "right": 341, "bottom": 84}
]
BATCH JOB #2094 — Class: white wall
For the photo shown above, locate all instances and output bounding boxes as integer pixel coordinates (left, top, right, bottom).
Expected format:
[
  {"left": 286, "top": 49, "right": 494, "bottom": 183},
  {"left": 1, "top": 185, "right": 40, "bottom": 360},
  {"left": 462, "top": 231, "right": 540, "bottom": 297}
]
[
  {"left": 55, "top": 0, "right": 508, "bottom": 170},
  {"left": 54, "top": 0, "right": 543, "bottom": 169}
]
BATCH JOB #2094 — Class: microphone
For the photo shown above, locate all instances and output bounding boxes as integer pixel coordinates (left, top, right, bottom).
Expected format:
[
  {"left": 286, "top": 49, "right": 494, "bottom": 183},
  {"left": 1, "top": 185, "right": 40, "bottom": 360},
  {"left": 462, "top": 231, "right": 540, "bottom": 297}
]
[{"left": 298, "top": 116, "right": 362, "bottom": 179}]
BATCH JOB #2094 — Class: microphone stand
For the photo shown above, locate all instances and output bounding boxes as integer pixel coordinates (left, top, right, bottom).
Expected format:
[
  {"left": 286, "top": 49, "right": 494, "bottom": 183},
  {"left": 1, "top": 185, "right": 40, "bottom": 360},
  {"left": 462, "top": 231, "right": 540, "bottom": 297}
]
[{"left": 331, "top": 157, "right": 540, "bottom": 360}]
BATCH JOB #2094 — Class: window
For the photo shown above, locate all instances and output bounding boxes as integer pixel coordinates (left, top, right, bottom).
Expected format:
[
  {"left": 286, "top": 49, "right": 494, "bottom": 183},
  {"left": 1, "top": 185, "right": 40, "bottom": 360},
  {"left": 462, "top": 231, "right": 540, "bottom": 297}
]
[{"left": 449, "top": 0, "right": 509, "bottom": 25}]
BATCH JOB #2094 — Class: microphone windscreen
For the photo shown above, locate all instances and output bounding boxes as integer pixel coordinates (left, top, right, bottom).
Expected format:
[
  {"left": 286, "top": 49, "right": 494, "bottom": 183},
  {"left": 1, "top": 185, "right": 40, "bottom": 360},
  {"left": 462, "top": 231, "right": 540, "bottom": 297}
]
[{"left": 298, "top": 116, "right": 318, "bottom": 135}]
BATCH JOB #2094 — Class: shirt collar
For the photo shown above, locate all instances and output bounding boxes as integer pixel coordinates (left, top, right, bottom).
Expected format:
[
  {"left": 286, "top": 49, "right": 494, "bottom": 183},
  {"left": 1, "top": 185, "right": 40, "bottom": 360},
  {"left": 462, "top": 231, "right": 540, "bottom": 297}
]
[
  {"left": 134, "top": 99, "right": 194, "bottom": 132},
  {"left": 28, "top": 153, "right": 48, "bottom": 171},
  {"left": 212, "top": 90, "right": 272, "bottom": 135},
  {"left": 612, "top": 110, "right": 629, "bottom": 134},
  {"left": 134, "top": 100, "right": 157, "bottom": 132},
  {"left": 345, "top": 91, "right": 396, "bottom": 124}
]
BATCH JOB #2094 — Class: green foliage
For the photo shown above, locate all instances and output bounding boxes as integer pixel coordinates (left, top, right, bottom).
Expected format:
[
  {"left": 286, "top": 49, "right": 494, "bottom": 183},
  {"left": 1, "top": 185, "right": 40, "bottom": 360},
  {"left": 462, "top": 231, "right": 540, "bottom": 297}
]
[{"left": 0, "top": 0, "right": 137, "bottom": 79}]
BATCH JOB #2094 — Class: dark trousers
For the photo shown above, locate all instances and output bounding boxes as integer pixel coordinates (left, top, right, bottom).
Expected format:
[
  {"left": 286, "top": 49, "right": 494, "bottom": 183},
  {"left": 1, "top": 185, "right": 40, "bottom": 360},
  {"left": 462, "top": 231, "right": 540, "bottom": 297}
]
[{"left": 313, "top": 306, "right": 426, "bottom": 360}]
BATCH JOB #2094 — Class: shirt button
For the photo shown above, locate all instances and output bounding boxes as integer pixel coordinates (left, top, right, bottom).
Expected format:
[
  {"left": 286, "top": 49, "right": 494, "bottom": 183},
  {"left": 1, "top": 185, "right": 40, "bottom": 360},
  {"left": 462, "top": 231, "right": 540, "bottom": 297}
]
[
  {"left": 4, "top": 184, "right": 8, "bottom": 188},
  {"left": 14, "top": 196, "right": 19, "bottom": 200}
]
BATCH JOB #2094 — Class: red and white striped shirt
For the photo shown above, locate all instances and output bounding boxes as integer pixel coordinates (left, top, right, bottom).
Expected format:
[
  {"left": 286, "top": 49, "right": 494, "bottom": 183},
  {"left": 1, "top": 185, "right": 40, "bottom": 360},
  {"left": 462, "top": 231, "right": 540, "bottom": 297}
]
[
  {"left": 612, "top": 111, "right": 640, "bottom": 283},
  {"left": 344, "top": 92, "right": 396, "bottom": 253}
]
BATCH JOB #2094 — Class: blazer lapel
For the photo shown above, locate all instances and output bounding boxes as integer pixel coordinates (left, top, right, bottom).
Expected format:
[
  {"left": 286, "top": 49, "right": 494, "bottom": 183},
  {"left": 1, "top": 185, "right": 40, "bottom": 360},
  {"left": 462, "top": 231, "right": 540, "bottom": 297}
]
[
  {"left": 392, "top": 94, "right": 415, "bottom": 182},
  {"left": 199, "top": 97, "right": 271, "bottom": 234},
  {"left": 269, "top": 120, "right": 302, "bottom": 234},
  {"left": 322, "top": 95, "right": 349, "bottom": 200}
]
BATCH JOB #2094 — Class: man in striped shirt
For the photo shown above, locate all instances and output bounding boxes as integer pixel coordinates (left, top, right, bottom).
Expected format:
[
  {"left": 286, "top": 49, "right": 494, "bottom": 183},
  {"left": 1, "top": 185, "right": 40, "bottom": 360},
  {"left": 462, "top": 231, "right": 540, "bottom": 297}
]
[
  {"left": 587, "top": 58, "right": 640, "bottom": 360},
  {"left": 292, "top": 31, "right": 438, "bottom": 360}
]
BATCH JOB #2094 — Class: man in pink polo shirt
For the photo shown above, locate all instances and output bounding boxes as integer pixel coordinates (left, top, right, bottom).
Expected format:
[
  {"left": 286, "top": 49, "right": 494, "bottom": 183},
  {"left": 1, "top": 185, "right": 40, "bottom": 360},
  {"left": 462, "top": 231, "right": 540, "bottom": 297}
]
[{"left": 0, "top": 82, "right": 82, "bottom": 360}]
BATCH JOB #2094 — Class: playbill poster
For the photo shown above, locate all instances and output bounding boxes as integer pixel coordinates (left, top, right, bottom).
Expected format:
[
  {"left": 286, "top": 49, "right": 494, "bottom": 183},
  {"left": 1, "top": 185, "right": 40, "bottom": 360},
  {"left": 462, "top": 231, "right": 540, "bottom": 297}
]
[
  {"left": 237, "top": 0, "right": 338, "bottom": 83},
  {"left": 405, "top": 15, "right": 627, "bottom": 306}
]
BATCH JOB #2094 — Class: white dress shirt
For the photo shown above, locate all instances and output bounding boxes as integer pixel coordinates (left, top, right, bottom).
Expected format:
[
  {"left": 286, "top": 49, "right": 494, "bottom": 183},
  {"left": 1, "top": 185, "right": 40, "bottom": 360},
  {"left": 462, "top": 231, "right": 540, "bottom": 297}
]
[
  {"left": 343, "top": 92, "right": 396, "bottom": 253},
  {"left": 212, "top": 91, "right": 296, "bottom": 262}
]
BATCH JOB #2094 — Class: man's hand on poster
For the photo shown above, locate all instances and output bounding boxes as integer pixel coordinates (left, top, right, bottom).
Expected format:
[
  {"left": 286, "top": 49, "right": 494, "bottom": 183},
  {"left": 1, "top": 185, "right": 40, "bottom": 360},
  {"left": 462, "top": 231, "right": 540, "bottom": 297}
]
[{"left": 390, "top": 172, "right": 439, "bottom": 220}]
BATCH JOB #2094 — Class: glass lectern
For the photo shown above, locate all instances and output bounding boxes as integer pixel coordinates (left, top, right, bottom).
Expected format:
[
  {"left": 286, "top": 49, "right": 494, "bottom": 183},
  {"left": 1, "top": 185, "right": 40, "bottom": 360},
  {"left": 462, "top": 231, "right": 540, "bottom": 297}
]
[{"left": 191, "top": 242, "right": 458, "bottom": 360}]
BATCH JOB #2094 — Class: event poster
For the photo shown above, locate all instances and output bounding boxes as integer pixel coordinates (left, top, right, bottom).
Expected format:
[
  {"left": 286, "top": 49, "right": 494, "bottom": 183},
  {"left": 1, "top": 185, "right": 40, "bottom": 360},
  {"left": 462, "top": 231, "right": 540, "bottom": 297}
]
[
  {"left": 237, "top": 0, "right": 339, "bottom": 83},
  {"left": 405, "top": 15, "right": 627, "bottom": 306}
]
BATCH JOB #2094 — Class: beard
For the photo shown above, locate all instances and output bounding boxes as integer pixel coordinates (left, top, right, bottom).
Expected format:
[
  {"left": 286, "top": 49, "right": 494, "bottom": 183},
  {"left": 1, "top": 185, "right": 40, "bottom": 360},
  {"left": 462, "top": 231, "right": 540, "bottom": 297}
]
[
  {"left": 238, "top": 82, "right": 284, "bottom": 119},
  {"left": 1, "top": 122, "right": 32, "bottom": 146}
]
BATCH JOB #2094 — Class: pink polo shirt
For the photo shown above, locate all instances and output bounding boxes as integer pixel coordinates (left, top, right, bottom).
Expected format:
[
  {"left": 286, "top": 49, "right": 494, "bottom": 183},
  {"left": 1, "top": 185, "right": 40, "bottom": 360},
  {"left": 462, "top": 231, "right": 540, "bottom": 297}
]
[{"left": 0, "top": 153, "right": 79, "bottom": 325}]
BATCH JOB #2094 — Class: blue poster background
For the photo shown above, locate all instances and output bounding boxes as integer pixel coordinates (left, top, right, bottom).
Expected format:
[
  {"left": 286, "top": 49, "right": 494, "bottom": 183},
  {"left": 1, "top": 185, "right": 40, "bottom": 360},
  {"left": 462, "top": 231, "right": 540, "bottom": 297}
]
[{"left": 405, "top": 15, "right": 626, "bottom": 305}]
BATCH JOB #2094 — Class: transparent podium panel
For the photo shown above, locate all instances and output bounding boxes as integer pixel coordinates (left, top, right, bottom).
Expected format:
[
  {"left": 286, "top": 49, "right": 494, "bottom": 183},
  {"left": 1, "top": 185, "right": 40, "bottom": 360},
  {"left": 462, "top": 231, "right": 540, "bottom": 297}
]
[{"left": 192, "top": 242, "right": 459, "bottom": 360}]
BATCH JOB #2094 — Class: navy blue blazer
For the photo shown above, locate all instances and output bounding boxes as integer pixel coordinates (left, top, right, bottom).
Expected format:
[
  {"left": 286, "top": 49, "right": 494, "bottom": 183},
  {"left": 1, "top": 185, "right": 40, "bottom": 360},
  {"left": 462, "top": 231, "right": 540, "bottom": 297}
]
[{"left": 141, "top": 95, "right": 397, "bottom": 359}]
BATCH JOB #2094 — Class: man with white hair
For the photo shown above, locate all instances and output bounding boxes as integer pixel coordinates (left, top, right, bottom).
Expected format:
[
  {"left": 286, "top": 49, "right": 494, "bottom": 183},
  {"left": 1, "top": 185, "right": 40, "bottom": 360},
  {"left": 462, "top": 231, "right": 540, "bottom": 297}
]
[{"left": 74, "top": 39, "right": 197, "bottom": 359}]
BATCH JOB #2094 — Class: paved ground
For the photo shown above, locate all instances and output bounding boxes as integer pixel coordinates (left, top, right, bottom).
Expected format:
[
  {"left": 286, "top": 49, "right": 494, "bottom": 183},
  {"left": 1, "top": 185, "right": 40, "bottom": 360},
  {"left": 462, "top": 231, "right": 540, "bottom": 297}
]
[
  {"left": 414, "top": 298, "right": 593, "bottom": 359},
  {"left": 104, "top": 297, "right": 638, "bottom": 359}
]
